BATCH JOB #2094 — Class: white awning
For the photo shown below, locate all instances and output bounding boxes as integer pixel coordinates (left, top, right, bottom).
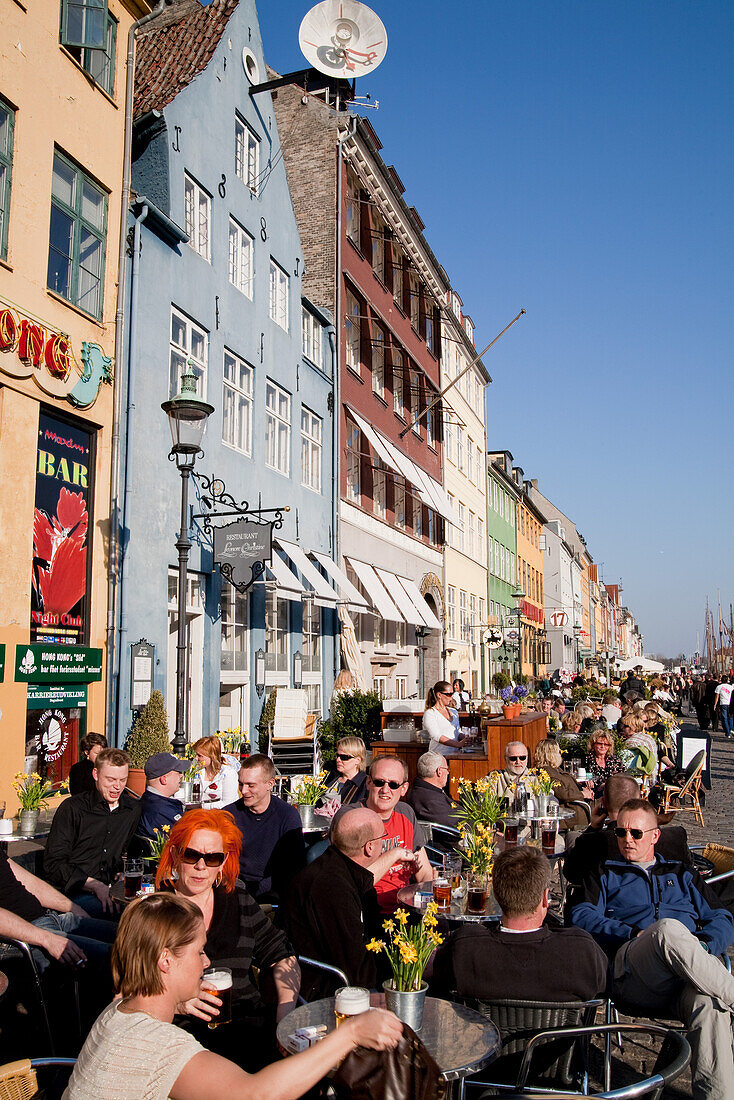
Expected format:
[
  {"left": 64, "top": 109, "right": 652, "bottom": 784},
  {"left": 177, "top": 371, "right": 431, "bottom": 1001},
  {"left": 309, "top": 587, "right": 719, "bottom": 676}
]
[
  {"left": 346, "top": 557, "right": 404, "bottom": 623},
  {"left": 395, "top": 575, "right": 443, "bottom": 631},
  {"left": 346, "top": 406, "right": 402, "bottom": 475},
  {"left": 265, "top": 553, "right": 306, "bottom": 601},
  {"left": 275, "top": 538, "right": 340, "bottom": 607},
  {"left": 311, "top": 552, "right": 369, "bottom": 611},
  {"left": 375, "top": 567, "right": 430, "bottom": 627}
]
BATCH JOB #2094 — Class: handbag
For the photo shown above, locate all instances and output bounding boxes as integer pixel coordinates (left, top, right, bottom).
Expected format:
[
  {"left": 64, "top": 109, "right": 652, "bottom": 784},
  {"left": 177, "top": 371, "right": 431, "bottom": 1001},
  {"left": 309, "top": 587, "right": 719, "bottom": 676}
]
[{"left": 331, "top": 1025, "right": 447, "bottom": 1100}]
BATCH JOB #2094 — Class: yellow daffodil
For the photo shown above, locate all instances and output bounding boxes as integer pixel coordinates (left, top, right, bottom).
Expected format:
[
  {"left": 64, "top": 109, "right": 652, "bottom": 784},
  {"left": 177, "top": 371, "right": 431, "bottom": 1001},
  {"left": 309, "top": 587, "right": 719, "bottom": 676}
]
[
  {"left": 366, "top": 939, "right": 385, "bottom": 953},
  {"left": 399, "top": 941, "right": 418, "bottom": 965},
  {"left": 382, "top": 919, "right": 396, "bottom": 935},
  {"left": 394, "top": 908, "right": 409, "bottom": 926}
]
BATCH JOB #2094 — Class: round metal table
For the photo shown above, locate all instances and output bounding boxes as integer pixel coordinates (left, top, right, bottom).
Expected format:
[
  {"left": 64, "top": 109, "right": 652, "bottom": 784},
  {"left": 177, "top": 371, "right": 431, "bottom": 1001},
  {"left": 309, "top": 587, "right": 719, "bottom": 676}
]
[
  {"left": 276, "top": 995, "right": 501, "bottom": 1086},
  {"left": 397, "top": 883, "right": 502, "bottom": 923}
]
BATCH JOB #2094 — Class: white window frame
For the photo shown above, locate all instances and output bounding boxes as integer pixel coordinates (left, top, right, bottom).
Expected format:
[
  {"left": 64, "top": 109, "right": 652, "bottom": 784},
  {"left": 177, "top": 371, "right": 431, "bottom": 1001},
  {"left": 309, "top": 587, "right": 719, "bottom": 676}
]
[
  {"left": 302, "top": 600, "right": 321, "bottom": 674},
  {"left": 264, "top": 589, "right": 289, "bottom": 676},
  {"left": 460, "top": 589, "right": 470, "bottom": 643},
  {"left": 468, "top": 511, "right": 475, "bottom": 559},
  {"left": 457, "top": 426, "right": 465, "bottom": 473},
  {"left": 392, "top": 348, "right": 404, "bottom": 415},
  {"left": 457, "top": 502, "right": 465, "bottom": 552},
  {"left": 409, "top": 270, "right": 420, "bottom": 330},
  {"left": 412, "top": 494, "right": 422, "bottom": 538},
  {"left": 394, "top": 481, "right": 405, "bottom": 529},
  {"left": 184, "top": 173, "right": 211, "bottom": 261},
  {"left": 235, "top": 114, "right": 259, "bottom": 193},
  {"left": 228, "top": 217, "right": 253, "bottom": 298},
  {"left": 410, "top": 373, "right": 421, "bottom": 437},
  {"left": 467, "top": 438, "right": 473, "bottom": 482},
  {"left": 447, "top": 586, "right": 457, "bottom": 638},
  {"left": 300, "top": 406, "right": 322, "bottom": 493},
  {"left": 345, "top": 290, "right": 361, "bottom": 375},
  {"left": 373, "top": 458, "right": 386, "bottom": 520},
  {"left": 222, "top": 349, "right": 253, "bottom": 455},
  {"left": 395, "top": 675, "right": 408, "bottom": 699},
  {"left": 346, "top": 422, "right": 361, "bottom": 503},
  {"left": 446, "top": 494, "right": 455, "bottom": 547},
  {"left": 371, "top": 210, "right": 385, "bottom": 283},
  {"left": 346, "top": 169, "right": 361, "bottom": 246},
  {"left": 220, "top": 584, "right": 250, "bottom": 675},
  {"left": 371, "top": 322, "right": 385, "bottom": 399},
  {"left": 265, "top": 379, "right": 291, "bottom": 475},
  {"left": 392, "top": 242, "right": 403, "bottom": 305},
  {"left": 169, "top": 306, "right": 207, "bottom": 400},
  {"left": 269, "top": 258, "right": 289, "bottom": 330},
  {"left": 301, "top": 307, "right": 323, "bottom": 368}
]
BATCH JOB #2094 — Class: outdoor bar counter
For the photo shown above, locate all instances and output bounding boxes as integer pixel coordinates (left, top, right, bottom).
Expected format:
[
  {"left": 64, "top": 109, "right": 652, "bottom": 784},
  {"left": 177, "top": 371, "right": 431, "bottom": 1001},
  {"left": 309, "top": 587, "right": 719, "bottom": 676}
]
[{"left": 372, "top": 711, "right": 548, "bottom": 801}]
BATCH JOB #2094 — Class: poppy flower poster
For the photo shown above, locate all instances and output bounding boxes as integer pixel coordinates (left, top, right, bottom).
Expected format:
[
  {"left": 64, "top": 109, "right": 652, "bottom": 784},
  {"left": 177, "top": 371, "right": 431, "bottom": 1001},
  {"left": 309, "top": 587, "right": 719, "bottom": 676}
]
[{"left": 31, "top": 413, "right": 94, "bottom": 645}]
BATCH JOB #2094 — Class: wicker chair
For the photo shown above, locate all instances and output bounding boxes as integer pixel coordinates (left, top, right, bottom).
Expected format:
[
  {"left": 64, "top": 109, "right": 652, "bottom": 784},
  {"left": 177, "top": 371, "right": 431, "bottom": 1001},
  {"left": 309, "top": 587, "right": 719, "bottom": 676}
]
[
  {"left": 660, "top": 749, "right": 705, "bottom": 826},
  {"left": 0, "top": 1058, "right": 75, "bottom": 1100}
]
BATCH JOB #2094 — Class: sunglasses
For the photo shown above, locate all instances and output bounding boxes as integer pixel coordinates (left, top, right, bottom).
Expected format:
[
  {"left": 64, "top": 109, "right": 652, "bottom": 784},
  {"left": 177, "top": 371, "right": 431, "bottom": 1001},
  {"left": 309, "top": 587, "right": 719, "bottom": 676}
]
[
  {"left": 180, "top": 847, "right": 226, "bottom": 868},
  {"left": 371, "top": 778, "right": 404, "bottom": 790},
  {"left": 614, "top": 827, "right": 657, "bottom": 840},
  {"left": 508, "top": 755, "right": 527, "bottom": 762},
  {"left": 439, "top": 691, "right": 453, "bottom": 698},
  {"left": 336, "top": 753, "right": 356, "bottom": 761}
]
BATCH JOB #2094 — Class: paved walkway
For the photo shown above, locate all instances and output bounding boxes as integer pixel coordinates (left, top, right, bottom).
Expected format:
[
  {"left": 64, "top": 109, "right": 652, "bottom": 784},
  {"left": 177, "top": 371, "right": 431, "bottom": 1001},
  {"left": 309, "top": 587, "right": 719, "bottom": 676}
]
[{"left": 677, "top": 704, "right": 734, "bottom": 848}]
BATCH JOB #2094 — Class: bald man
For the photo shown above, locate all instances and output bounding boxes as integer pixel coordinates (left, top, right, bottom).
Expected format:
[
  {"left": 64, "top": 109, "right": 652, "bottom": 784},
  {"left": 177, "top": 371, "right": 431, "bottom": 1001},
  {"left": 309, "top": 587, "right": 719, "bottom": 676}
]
[{"left": 283, "top": 807, "right": 413, "bottom": 1000}]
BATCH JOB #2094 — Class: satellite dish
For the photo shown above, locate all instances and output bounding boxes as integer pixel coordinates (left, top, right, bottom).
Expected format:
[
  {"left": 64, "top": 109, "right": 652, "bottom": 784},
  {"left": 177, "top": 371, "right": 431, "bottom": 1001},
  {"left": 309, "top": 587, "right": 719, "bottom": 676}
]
[{"left": 299, "top": 0, "right": 388, "bottom": 79}]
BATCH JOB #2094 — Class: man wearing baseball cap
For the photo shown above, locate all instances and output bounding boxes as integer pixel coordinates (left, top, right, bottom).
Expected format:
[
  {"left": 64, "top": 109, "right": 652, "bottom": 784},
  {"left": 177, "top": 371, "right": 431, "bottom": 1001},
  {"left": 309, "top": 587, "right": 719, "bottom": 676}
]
[{"left": 137, "top": 753, "right": 187, "bottom": 842}]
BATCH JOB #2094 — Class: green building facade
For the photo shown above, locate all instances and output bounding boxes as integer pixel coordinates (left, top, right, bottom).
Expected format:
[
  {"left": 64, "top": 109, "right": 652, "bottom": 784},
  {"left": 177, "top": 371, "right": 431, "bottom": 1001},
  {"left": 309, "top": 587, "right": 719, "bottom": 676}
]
[{"left": 486, "top": 452, "right": 520, "bottom": 683}]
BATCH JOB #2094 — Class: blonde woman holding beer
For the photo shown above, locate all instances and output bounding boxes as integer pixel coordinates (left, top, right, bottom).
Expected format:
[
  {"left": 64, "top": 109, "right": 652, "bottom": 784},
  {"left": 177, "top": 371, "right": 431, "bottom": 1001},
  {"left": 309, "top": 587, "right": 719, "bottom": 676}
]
[
  {"left": 63, "top": 893, "right": 402, "bottom": 1100},
  {"left": 155, "top": 810, "right": 296, "bottom": 1069}
]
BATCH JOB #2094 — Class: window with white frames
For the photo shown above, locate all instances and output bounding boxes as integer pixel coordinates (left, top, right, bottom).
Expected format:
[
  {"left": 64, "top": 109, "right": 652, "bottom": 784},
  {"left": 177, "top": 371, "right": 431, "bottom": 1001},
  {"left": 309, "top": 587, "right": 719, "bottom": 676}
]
[
  {"left": 392, "top": 348, "right": 403, "bottom": 415},
  {"left": 371, "top": 322, "right": 385, "bottom": 399},
  {"left": 395, "top": 676, "right": 408, "bottom": 699},
  {"left": 476, "top": 445, "right": 483, "bottom": 483},
  {"left": 457, "top": 502, "right": 465, "bottom": 552},
  {"left": 427, "top": 508, "right": 436, "bottom": 544},
  {"left": 445, "top": 420, "right": 455, "bottom": 465},
  {"left": 447, "top": 586, "right": 456, "bottom": 638},
  {"left": 228, "top": 218, "right": 253, "bottom": 297},
  {"left": 412, "top": 495, "right": 422, "bottom": 537},
  {"left": 269, "top": 259, "right": 289, "bottom": 330},
  {"left": 479, "top": 597, "right": 485, "bottom": 630},
  {"left": 395, "top": 621, "right": 405, "bottom": 650},
  {"left": 220, "top": 585, "right": 249, "bottom": 672},
  {"left": 478, "top": 517, "right": 484, "bottom": 561},
  {"left": 345, "top": 290, "right": 361, "bottom": 374},
  {"left": 467, "top": 438, "right": 473, "bottom": 482},
  {"left": 460, "top": 590, "right": 470, "bottom": 642},
  {"left": 222, "top": 350, "right": 253, "bottom": 454},
  {"left": 184, "top": 174, "right": 210, "bottom": 261},
  {"left": 301, "top": 407, "right": 322, "bottom": 493},
  {"left": 169, "top": 307, "right": 207, "bottom": 399},
  {"left": 302, "top": 601, "right": 321, "bottom": 673},
  {"left": 373, "top": 674, "right": 388, "bottom": 695},
  {"left": 394, "top": 482, "right": 405, "bottom": 528},
  {"left": 470, "top": 594, "right": 478, "bottom": 648},
  {"left": 468, "top": 511, "right": 475, "bottom": 558},
  {"left": 409, "top": 271, "right": 420, "bottom": 330},
  {"left": 426, "top": 309, "right": 435, "bottom": 356},
  {"left": 301, "top": 308, "right": 323, "bottom": 368},
  {"left": 371, "top": 211, "right": 385, "bottom": 283},
  {"left": 410, "top": 373, "right": 420, "bottom": 436},
  {"left": 392, "top": 242, "right": 403, "bottom": 305},
  {"left": 427, "top": 407, "right": 435, "bottom": 448},
  {"left": 346, "top": 422, "right": 360, "bottom": 503},
  {"left": 373, "top": 618, "right": 387, "bottom": 649},
  {"left": 373, "top": 458, "right": 386, "bottom": 519},
  {"left": 446, "top": 494, "right": 455, "bottom": 547},
  {"left": 264, "top": 589, "right": 288, "bottom": 672},
  {"left": 265, "top": 380, "right": 290, "bottom": 474},
  {"left": 346, "top": 169, "right": 360, "bottom": 246},
  {"left": 234, "top": 114, "right": 259, "bottom": 193},
  {"left": 457, "top": 426, "right": 465, "bottom": 473}
]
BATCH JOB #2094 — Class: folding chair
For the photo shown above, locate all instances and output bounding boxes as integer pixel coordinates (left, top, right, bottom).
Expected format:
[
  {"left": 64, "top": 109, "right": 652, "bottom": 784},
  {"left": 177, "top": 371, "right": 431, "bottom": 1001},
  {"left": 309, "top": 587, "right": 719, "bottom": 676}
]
[
  {"left": 661, "top": 749, "right": 705, "bottom": 826},
  {"left": 267, "top": 690, "right": 320, "bottom": 777}
]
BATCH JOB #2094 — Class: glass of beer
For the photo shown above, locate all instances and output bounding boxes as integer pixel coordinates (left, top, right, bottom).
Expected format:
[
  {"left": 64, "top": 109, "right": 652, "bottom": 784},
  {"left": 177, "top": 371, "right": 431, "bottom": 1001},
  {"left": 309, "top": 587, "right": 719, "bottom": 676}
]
[
  {"left": 123, "top": 857, "right": 143, "bottom": 899},
  {"left": 467, "top": 872, "right": 487, "bottom": 915},
  {"left": 433, "top": 874, "right": 451, "bottom": 911},
  {"left": 501, "top": 817, "right": 519, "bottom": 847},
  {"left": 541, "top": 818, "right": 558, "bottom": 856},
  {"left": 443, "top": 855, "right": 462, "bottom": 889},
  {"left": 201, "top": 967, "right": 233, "bottom": 1029},
  {"left": 334, "top": 986, "right": 370, "bottom": 1026}
]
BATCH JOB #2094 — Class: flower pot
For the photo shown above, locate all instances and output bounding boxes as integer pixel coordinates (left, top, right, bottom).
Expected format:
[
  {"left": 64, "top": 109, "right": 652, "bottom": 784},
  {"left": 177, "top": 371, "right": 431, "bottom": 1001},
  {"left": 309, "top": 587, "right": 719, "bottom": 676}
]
[
  {"left": 296, "top": 804, "right": 319, "bottom": 830},
  {"left": 19, "top": 809, "right": 39, "bottom": 836},
  {"left": 382, "top": 979, "right": 428, "bottom": 1030},
  {"left": 537, "top": 793, "right": 549, "bottom": 817},
  {"left": 179, "top": 779, "right": 193, "bottom": 804},
  {"left": 512, "top": 704, "right": 522, "bottom": 718},
  {"left": 126, "top": 768, "right": 147, "bottom": 797},
  {"left": 502, "top": 706, "right": 514, "bottom": 719}
]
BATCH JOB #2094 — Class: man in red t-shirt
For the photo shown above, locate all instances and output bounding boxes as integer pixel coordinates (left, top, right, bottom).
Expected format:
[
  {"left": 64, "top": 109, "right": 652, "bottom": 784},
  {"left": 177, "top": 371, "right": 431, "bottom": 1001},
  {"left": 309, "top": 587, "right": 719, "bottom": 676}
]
[{"left": 349, "top": 756, "right": 434, "bottom": 914}]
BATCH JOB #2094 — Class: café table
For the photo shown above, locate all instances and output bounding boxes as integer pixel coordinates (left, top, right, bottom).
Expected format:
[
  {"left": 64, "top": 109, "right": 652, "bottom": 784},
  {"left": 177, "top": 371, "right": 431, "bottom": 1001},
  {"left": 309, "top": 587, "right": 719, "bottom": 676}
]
[{"left": 276, "top": 994, "right": 501, "bottom": 1096}]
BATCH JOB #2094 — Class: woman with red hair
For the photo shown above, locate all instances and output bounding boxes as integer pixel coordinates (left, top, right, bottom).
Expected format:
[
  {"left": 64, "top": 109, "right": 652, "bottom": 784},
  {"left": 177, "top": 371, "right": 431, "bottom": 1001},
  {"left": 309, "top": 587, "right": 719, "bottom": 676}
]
[{"left": 156, "top": 809, "right": 300, "bottom": 1068}]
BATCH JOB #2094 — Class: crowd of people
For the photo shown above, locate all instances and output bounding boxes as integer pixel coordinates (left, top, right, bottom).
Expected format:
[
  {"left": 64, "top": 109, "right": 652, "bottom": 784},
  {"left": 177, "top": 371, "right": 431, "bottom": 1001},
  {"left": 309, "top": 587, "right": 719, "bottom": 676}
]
[{"left": 1, "top": 666, "right": 732, "bottom": 1099}]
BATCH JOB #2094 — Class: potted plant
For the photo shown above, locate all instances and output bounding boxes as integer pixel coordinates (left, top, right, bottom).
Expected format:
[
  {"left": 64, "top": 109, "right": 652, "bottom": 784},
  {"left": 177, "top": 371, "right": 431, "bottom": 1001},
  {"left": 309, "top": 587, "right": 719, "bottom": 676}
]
[
  {"left": 456, "top": 777, "right": 504, "bottom": 834},
  {"left": 12, "top": 772, "right": 67, "bottom": 835},
  {"left": 366, "top": 905, "right": 443, "bottom": 1030},
  {"left": 515, "top": 683, "right": 530, "bottom": 712},
  {"left": 528, "top": 768, "right": 555, "bottom": 816},
  {"left": 290, "top": 772, "right": 329, "bottom": 829},
  {"left": 125, "top": 691, "right": 172, "bottom": 795},
  {"left": 499, "top": 685, "right": 518, "bottom": 718},
  {"left": 145, "top": 824, "right": 171, "bottom": 866}
]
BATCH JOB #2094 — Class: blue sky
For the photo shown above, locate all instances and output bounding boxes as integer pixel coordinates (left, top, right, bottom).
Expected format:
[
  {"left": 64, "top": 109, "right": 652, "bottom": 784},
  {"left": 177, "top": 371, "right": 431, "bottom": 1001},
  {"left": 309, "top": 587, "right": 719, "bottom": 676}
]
[{"left": 256, "top": 0, "right": 734, "bottom": 658}]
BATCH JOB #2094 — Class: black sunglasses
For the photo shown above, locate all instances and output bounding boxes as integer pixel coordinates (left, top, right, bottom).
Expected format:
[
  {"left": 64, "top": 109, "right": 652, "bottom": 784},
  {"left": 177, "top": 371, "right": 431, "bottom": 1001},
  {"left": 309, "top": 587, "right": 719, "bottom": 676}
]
[
  {"left": 508, "top": 755, "right": 527, "bottom": 762},
  {"left": 614, "top": 827, "right": 657, "bottom": 840},
  {"left": 371, "top": 778, "right": 403, "bottom": 790},
  {"left": 336, "top": 753, "right": 356, "bottom": 761},
  {"left": 180, "top": 847, "right": 226, "bottom": 868}
]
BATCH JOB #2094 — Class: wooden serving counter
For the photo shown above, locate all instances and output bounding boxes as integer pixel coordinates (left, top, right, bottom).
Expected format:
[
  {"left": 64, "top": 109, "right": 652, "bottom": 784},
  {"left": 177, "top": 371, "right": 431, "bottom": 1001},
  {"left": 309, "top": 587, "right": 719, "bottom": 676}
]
[{"left": 372, "top": 712, "right": 549, "bottom": 801}]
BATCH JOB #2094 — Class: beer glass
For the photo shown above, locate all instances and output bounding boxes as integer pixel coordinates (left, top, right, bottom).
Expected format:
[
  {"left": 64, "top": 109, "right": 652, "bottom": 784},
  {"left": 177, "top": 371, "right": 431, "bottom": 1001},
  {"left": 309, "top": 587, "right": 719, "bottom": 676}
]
[
  {"left": 541, "top": 818, "right": 558, "bottom": 856},
  {"left": 500, "top": 817, "right": 519, "bottom": 847},
  {"left": 201, "top": 967, "right": 233, "bottom": 1029},
  {"left": 443, "top": 855, "right": 462, "bottom": 889},
  {"left": 433, "top": 874, "right": 451, "bottom": 911},
  {"left": 123, "top": 856, "right": 143, "bottom": 899},
  {"left": 467, "top": 872, "right": 487, "bottom": 915},
  {"left": 334, "top": 986, "right": 370, "bottom": 1026}
]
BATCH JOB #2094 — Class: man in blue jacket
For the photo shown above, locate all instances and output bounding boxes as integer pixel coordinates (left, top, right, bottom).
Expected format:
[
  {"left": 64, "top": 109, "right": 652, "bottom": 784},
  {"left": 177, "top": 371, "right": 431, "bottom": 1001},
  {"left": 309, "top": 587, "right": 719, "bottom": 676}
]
[
  {"left": 571, "top": 798, "right": 734, "bottom": 1100},
  {"left": 137, "top": 752, "right": 187, "bottom": 843}
]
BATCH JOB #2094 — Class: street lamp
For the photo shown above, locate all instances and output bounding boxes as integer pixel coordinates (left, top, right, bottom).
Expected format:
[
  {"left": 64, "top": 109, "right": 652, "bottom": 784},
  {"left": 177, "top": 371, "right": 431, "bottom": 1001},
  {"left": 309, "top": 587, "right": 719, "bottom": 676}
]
[{"left": 162, "top": 362, "right": 214, "bottom": 754}]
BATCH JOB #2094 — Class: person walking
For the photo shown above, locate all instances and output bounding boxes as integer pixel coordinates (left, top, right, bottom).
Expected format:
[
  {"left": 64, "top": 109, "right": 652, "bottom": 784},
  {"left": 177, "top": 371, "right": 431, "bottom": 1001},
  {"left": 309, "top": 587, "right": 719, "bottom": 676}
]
[{"left": 715, "top": 676, "right": 734, "bottom": 739}]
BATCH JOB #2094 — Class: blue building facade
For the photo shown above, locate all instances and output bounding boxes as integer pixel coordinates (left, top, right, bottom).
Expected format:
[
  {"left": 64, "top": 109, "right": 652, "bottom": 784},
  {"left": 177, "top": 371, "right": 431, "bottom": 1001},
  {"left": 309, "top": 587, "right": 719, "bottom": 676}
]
[{"left": 110, "top": 0, "right": 336, "bottom": 748}]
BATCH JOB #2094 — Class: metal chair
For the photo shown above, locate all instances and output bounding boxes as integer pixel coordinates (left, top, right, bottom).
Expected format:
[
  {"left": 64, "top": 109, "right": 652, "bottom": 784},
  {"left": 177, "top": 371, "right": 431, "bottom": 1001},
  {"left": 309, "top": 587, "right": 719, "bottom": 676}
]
[
  {"left": 296, "top": 956, "right": 348, "bottom": 1004},
  {"left": 418, "top": 821, "right": 461, "bottom": 867},
  {"left": 0, "top": 938, "right": 56, "bottom": 1054},
  {"left": 0, "top": 1057, "right": 76, "bottom": 1100},
  {"left": 660, "top": 749, "right": 705, "bottom": 826},
  {"left": 460, "top": 997, "right": 603, "bottom": 1095},
  {"left": 475, "top": 1022, "right": 690, "bottom": 1099}
]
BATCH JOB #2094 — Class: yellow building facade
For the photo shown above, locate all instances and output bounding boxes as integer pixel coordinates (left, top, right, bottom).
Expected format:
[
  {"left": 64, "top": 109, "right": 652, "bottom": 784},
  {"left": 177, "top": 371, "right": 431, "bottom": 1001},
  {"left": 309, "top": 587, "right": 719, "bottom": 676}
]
[
  {"left": 0, "top": 0, "right": 149, "bottom": 807},
  {"left": 514, "top": 478, "right": 547, "bottom": 683}
]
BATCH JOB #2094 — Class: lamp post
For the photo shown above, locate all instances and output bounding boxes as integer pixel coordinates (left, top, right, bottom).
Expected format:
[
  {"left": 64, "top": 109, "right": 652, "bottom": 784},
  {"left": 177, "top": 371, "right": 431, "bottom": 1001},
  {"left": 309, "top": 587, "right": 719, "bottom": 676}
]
[{"left": 162, "top": 362, "right": 214, "bottom": 755}]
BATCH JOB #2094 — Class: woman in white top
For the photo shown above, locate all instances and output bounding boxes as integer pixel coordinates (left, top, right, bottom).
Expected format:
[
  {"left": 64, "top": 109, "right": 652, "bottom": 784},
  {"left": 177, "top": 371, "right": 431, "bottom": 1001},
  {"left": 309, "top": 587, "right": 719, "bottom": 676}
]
[
  {"left": 193, "top": 736, "right": 239, "bottom": 809},
  {"left": 451, "top": 678, "right": 472, "bottom": 710},
  {"left": 64, "top": 893, "right": 402, "bottom": 1100},
  {"left": 422, "top": 680, "right": 470, "bottom": 757}
]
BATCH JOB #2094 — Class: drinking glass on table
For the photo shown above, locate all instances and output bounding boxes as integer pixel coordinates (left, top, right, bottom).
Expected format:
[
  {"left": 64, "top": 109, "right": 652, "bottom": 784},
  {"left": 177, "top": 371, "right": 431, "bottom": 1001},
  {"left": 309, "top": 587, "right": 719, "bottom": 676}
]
[
  {"left": 201, "top": 967, "right": 233, "bottom": 1029},
  {"left": 499, "top": 817, "right": 519, "bottom": 847},
  {"left": 467, "top": 872, "right": 488, "bottom": 915},
  {"left": 443, "top": 855, "right": 462, "bottom": 889},
  {"left": 541, "top": 818, "right": 558, "bottom": 856},
  {"left": 433, "top": 873, "right": 451, "bottom": 912},
  {"left": 123, "top": 856, "right": 144, "bottom": 899},
  {"left": 334, "top": 986, "right": 370, "bottom": 1027}
]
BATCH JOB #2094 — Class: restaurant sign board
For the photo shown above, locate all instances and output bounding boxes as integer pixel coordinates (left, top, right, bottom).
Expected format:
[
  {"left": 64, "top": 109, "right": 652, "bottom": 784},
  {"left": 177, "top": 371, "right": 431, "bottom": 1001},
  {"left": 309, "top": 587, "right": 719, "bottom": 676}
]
[
  {"left": 214, "top": 519, "right": 272, "bottom": 591},
  {"left": 15, "top": 644, "right": 103, "bottom": 683}
]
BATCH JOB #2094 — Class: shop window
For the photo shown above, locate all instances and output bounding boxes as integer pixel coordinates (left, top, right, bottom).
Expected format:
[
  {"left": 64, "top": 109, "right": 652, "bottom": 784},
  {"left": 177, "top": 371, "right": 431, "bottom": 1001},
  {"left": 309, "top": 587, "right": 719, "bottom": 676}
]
[{"left": 47, "top": 150, "right": 107, "bottom": 319}]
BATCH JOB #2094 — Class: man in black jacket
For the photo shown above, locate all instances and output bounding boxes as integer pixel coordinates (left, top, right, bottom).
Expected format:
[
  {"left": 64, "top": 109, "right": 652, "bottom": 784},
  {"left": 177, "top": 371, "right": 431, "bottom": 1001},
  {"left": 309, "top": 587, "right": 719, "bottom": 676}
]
[
  {"left": 44, "top": 747, "right": 141, "bottom": 917},
  {"left": 405, "top": 751, "right": 459, "bottom": 827},
  {"left": 283, "top": 806, "right": 413, "bottom": 1000},
  {"left": 620, "top": 668, "right": 646, "bottom": 702}
]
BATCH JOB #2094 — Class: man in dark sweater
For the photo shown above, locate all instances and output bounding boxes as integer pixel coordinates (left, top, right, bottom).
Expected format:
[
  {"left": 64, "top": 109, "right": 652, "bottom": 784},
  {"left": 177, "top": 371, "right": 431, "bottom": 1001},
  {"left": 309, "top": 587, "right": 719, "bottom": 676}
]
[
  {"left": 224, "top": 753, "right": 306, "bottom": 901},
  {"left": 284, "top": 807, "right": 413, "bottom": 1000},
  {"left": 44, "top": 747, "right": 141, "bottom": 917},
  {"left": 137, "top": 752, "right": 187, "bottom": 843},
  {"left": 432, "top": 845, "right": 607, "bottom": 1003},
  {"left": 406, "top": 751, "right": 460, "bottom": 827}
]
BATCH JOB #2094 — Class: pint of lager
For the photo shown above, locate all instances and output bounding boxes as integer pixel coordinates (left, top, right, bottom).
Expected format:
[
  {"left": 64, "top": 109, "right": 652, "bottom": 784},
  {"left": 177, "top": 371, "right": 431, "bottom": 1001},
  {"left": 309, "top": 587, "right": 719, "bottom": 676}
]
[
  {"left": 201, "top": 967, "right": 233, "bottom": 1029},
  {"left": 333, "top": 986, "right": 370, "bottom": 1026}
]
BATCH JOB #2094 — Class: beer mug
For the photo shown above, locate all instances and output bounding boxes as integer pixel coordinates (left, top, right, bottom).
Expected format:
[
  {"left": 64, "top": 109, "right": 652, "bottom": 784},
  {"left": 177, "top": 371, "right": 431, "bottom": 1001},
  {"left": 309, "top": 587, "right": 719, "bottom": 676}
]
[
  {"left": 334, "top": 986, "right": 370, "bottom": 1027},
  {"left": 201, "top": 967, "right": 233, "bottom": 1029},
  {"left": 122, "top": 857, "right": 143, "bottom": 900}
]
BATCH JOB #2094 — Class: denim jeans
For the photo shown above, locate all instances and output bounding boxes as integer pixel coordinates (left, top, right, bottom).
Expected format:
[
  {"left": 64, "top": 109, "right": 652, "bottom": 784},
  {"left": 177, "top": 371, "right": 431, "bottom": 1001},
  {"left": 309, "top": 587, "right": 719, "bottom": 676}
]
[
  {"left": 31, "top": 909, "right": 117, "bottom": 973},
  {"left": 720, "top": 704, "right": 731, "bottom": 737}
]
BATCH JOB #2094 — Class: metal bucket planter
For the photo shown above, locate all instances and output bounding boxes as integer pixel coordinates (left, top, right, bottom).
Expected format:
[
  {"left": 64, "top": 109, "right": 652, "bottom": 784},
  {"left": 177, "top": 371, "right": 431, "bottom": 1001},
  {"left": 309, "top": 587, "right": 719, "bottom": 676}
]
[
  {"left": 383, "top": 980, "right": 428, "bottom": 1030},
  {"left": 296, "top": 804, "right": 319, "bottom": 830}
]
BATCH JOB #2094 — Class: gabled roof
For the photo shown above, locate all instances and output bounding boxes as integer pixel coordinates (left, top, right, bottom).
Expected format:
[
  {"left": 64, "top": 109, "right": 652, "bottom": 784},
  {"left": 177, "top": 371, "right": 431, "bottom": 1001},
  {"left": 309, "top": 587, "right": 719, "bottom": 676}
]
[{"left": 134, "top": 0, "right": 239, "bottom": 119}]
